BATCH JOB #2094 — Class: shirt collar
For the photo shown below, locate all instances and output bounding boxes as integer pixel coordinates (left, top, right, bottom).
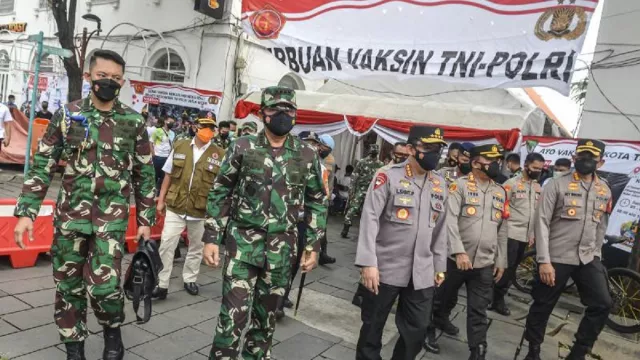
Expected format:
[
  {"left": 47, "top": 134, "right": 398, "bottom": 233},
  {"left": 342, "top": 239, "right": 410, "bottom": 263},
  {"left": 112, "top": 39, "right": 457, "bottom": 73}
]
[
  {"left": 80, "top": 96, "right": 125, "bottom": 115},
  {"left": 191, "top": 138, "right": 211, "bottom": 152},
  {"left": 256, "top": 130, "right": 298, "bottom": 150}
]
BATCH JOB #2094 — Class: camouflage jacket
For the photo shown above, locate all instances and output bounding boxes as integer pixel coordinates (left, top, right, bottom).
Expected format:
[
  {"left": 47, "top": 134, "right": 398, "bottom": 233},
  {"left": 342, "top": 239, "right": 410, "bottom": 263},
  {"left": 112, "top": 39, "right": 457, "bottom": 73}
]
[
  {"left": 352, "top": 156, "right": 384, "bottom": 193},
  {"left": 15, "top": 97, "right": 156, "bottom": 234},
  {"left": 174, "top": 132, "right": 193, "bottom": 142},
  {"left": 203, "top": 131, "right": 328, "bottom": 269},
  {"left": 212, "top": 135, "right": 230, "bottom": 150}
]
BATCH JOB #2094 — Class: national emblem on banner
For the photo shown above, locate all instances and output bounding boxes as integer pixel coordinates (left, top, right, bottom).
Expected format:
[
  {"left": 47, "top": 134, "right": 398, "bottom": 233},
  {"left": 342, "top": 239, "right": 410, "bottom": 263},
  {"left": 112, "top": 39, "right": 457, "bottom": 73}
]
[{"left": 535, "top": 0, "right": 587, "bottom": 41}]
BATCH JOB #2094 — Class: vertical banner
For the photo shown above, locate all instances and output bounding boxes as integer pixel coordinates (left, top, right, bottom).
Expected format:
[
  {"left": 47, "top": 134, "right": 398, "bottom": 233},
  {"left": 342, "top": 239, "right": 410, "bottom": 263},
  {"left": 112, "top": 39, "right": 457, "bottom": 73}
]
[
  {"left": 606, "top": 173, "right": 640, "bottom": 253},
  {"left": 241, "top": 0, "right": 599, "bottom": 94}
]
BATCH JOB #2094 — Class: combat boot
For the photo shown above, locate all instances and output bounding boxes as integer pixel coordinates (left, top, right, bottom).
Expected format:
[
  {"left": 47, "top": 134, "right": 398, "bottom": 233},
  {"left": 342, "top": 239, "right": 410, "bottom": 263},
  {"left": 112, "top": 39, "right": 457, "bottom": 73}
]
[
  {"left": 523, "top": 343, "right": 541, "bottom": 360},
  {"left": 433, "top": 316, "right": 460, "bottom": 336},
  {"left": 341, "top": 224, "right": 350, "bottom": 238},
  {"left": 65, "top": 341, "right": 86, "bottom": 360},
  {"left": 275, "top": 309, "right": 286, "bottom": 321},
  {"left": 566, "top": 343, "right": 590, "bottom": 360},
  {"left": 423, "top": 327, "right": 440, "bottom": 354},
  {"left": 103, "top": 327, "right": 124, "bottom": 360},
  {"left": 489, "top": 295, "right": 511, "bottom": 316},
  {"left": 468, "top": 344, "right": 487, "bottom": 360}
]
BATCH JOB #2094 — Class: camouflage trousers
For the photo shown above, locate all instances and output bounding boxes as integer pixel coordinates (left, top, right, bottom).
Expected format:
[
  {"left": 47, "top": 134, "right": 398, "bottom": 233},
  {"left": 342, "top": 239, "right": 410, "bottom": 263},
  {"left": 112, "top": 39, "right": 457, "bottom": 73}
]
[
  {"left": 344, "top": 189, "right": 367, "bottom": 225},
  {"left": 210, "top": 257, "right": 290, "bottom": 360},
  {"left": 51, "top": 229, "right": 126, "bottom": 342}
]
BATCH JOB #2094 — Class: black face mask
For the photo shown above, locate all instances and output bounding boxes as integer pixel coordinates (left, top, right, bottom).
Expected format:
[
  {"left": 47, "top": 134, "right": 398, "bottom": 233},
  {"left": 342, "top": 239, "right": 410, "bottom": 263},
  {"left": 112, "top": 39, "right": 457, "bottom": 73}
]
[
  {"left": 393, "top": 155, "right": 408, "bottom": 164},
  {"left": 42, "top": 107, "right": 48, "bottom": 111},
  {"left": 369, "top": 151, "right": 379, "bottom": 158},
  {"left": 480, "top": 161, "right": 501, "bottom": 180},
  {"left": 265, "top": 111, "right": 295, "bottom": 136},
  {"left": 416, "top": 150, "right": 440, "bottom": 171},
  {"left": 319, "top": 149, "right": 331, "bottom": 159},
  {"left": 526, "top": 169, "right": 541, "bottom": 180},
  {"left": 91, "top": 78, "right": 121, "bottom": 102},
  {"left": 575, "top": 158, "right": 598, "bottom": 175},
  {"left": 459, "top": 162, "right": 472, "bottom": 175},
  {"left": 166, "top": 122, "right": 175, "bottom": 130},
  {"left": 188, "top": 128, "right": 196, "bottom": 137},
  {"left": 220, "top": 132, "right": 229, "bottom": 140},
  {"left": 447, "top": 158, "right": 458, "bottom": 167}
]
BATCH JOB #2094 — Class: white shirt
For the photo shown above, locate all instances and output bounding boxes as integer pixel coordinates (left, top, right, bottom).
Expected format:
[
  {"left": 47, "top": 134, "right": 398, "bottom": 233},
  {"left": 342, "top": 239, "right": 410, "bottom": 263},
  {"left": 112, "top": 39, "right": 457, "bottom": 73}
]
[
  {"left": 338, "top": 174, "right": 352, "bottom": 198},
  {"left": 0, "top": 103, "right": 14, "bottom": 139},
  {"left": 146, "top": 126, "right": 155, "bottom": 139},
  {"left": 151, "top": 127, "right": 175, "bottom": 157},
  {"left": 162, "top": 139, "right": 212, "bottom": 220}
]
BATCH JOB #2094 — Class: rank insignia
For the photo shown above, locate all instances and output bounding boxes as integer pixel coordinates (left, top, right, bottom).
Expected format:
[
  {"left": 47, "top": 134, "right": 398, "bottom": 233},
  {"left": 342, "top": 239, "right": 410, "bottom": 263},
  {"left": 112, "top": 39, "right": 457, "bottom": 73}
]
[
  {"left": 517, "top": 183, "right": 525, "bottom": 191},
  {"left": 432, "top": 187, "right": 443, "bottom": 193},
  {"left": 374, "top": 173, "right": 388, "bottom": 190},
  {"left": 598, "top": 189, "right": 607, "bottom": 196},
  {"left": 598, "top": 203, "right": 605, "bottom": 210},
  {"left": 396, "top": 208, "right": 410, "bottom": 220},
  {"left": 400, "top": 179, "right": 411, "bottom": 188},
  {"left": 567, "top": 208, "right": 577, "bottom": 216},
  {"left": 466, "top": 207, "right": 477, "bottom": 216},
  {"left": 432, "top": 178, "right": 441, "bottom": 186},
  {"left": 568, "top": 183, "right": 579, "bottom": 191},
  {"left": 469, "top": 198, "right": 479, "bottom": 203}
]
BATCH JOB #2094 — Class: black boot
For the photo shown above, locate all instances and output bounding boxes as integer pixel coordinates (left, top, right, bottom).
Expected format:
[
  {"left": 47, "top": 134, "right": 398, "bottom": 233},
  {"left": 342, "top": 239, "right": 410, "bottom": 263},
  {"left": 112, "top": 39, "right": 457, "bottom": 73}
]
[
  {"left": 275, "top": 309, "right": 286, "bottom": 321},
  {"left": 433, "top": 316, "right": 460, "bottom": 336},
  {"left": 341, "top": 224, "right": 350, "bottom": 238},
  {"left": 423, "top": 327, "right": 440, "bottom": 354},
  {"left": 489, "top": 295, "right": 511, "bottom": 316},
  {"left": 566, "top": 343, "right": 590, "bottom": 360},
  {"left": 468, "top": 344, "right": 487, "bottom": 360},
  {"left": 319, "top": 252, "right": 336, "bottom": 265},
  {"left": 152, "top": 286, "right": 168, "bottom": 300},
  {"left": 103, "top": 327, "right": 125, "bottom": 360},
  {"left": 65, "top": 341, "right": 86, "bottom": 360},
  {"left": 282, "top": 297, "right": 294, "bottom": 309},
  {"left": 174, "top": 246, "right": 181, "bottom": 260},
  {"left": 523, "top": 343, "right": 541, "bottom": 360}
]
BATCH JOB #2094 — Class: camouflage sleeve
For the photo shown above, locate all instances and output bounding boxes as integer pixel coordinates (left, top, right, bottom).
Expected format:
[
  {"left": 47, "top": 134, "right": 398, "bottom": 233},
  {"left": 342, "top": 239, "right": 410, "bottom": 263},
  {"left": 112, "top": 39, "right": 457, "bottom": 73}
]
[
  {"left": 132, "top": 118, "right": 157, "bottom": 227},
  {"left": 204, "top": 140, "right": 240, "bottom": 245},
  {"left": 304, "top": 153, "right": 329, "bottom": 252},
  {"left": 14, "top": 109, "right": 65, "bottom": 220}
]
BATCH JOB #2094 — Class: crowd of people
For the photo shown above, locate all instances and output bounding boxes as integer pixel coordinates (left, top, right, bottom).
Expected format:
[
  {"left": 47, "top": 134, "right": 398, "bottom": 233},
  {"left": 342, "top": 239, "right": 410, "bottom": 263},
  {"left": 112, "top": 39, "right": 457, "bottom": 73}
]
[{"left": 9, "top": 49, "right": 616, "bottom": 360}]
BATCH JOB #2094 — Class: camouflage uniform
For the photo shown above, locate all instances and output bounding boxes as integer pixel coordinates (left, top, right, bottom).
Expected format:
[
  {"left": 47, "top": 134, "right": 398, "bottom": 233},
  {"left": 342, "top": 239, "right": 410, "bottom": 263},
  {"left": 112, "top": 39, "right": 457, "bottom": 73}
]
[
  {"left": 14, "top": 97, "right": 156, "bottom": 342},
  {"left": 212, "top": 135, "right": 231, "bottom": 150},
  {"left": 204, "top": 87, "right": 327, "bottom": 360},
  {"left": 343, "top": 150, "right": 384, "bottom": 226},
  {"left": 174, "top": 131, "right": 193, "bottom": 142}
]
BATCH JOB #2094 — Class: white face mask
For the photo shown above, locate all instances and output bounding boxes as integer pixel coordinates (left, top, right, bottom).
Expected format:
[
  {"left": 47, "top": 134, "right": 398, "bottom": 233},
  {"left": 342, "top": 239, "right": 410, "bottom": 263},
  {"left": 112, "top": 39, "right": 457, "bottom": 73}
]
[{"left": 553, "top": 170, "right": 569, "bottom": 179}]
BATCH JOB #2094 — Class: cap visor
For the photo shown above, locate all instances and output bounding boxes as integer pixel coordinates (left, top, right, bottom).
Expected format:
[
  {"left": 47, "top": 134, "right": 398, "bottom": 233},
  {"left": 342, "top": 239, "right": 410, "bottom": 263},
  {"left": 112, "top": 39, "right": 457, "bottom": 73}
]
[
  {"left": 480, "top": 152, "right": 503, "bottom": 159},
  {"left": 420, "top": 138, "right": 447, "bottom": 145},
  {"left": 576, "top": 146, "right": 601, "bottom": 156}
]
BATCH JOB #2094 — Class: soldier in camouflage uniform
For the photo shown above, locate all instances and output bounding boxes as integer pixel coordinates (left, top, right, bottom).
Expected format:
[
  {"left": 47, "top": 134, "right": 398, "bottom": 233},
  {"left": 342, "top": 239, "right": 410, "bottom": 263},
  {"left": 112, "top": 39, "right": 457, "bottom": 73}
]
[
  {"left": 202, "top": 86, "right": 327, "bottom": 360},
  {"left": 341, "top": 144, "right": 384, "bottom": 238},
  {"left": 240, "top": 121, "right": 258, "bottom": 136},
  {"left": 13, "top": 50, "right": 156, "bottom": 360},
  {"left": 212, "top": 120, "right": 231, "bottom": 150}
]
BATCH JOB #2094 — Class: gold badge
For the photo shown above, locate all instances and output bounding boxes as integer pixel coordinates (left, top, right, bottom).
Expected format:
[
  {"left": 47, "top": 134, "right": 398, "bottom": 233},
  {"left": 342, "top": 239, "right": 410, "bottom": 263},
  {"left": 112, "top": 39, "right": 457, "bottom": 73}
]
[
  {"left": 432, "top": 178, "right": 440, "bottom": 186},
  {"left": 598, "top": 203, "right": 605, "bottom": 210},
  {"left": 567, "top": 208, "right": 577, "bottom": 216},
  {"left": 449, "top": 183, "right": 458, "bottom": 193},
  {"left": 400, "top": 179, "right": 411, "bottom": 188},
  {"left": 495, "top": 211, "right": 502, "bottom": 220},
  {"left": 469, "top": 198, "right": 479, "bottom": 203},
  {"left": 571, "top": 199, "right": 577, "bottom": 206},
  {"left": 534, "top": 2, "right": 587, "bottom": 41},
  {"left": 397, "top": 208, "right": 410, "bottom": 220},
  {"left": 399, "top": 197, "right": 412, "bottom": 205},
  {"left": 586, "top": 140, "right": 594, "bottom": 146},
  {"left": 492, "top": 145, "right": 498, "bottom": 153},
  {"left": 466, "top": 207, "right": 477, "bottom": 216},
  {"left": 432, "top": 187, "right": 443, "bottom": 193},
  {"left": 568, "top": 183, "right": 579, "bottom": 191}
]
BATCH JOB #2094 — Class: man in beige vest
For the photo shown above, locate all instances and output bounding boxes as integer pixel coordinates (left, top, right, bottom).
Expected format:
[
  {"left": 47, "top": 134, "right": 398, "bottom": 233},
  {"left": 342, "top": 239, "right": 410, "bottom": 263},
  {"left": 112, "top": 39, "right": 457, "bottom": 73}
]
[{"left": 153, "top": 117, "right": 225, "bottom": 299}]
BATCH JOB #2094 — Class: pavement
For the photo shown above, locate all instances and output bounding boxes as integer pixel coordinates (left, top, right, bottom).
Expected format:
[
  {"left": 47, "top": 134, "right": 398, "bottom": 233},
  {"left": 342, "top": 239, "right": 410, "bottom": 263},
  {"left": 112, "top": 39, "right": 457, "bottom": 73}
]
[{"left": 0, "top": 166, "right": 639, "bottom": 360}]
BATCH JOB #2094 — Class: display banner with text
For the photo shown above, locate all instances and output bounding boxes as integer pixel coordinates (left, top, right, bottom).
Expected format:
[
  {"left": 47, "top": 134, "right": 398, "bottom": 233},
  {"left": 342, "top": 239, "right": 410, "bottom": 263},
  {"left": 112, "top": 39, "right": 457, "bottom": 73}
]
[
  {"left": 241, "top": 0, "right": 599, "bottom": 95},
  {"left": 519, "top": 137, "right": 640, "bottom": 176},
  {"left": 127, "top": 80, "right": 222, "bottom": 117},
  {"left": 606, "top": 173, "right": 640, "bottom": 253}
]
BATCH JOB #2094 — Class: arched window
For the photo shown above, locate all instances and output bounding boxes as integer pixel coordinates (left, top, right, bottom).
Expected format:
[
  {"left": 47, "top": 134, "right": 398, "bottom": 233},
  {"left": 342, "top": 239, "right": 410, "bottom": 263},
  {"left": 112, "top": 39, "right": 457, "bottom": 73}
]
[
  {"left": 0, "top": 50, "right": 10, "bottom": 72},
  {"left": 31, "top": 54, "right": 55, "bottom": 73},
  {"left": 150, "top": 50, "right": 185, "bottom": 84},
  {"left": 278, "top": 73, "right": 305, "bottom": 90}
]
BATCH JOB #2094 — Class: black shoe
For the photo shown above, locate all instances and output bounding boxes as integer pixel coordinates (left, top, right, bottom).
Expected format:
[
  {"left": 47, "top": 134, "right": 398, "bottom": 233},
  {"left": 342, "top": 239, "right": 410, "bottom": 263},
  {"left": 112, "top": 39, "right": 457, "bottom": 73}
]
[
  {"left": 434, "top": 317, "right": 460, "bottom": 336},
  {"left": 103, "top": 327, "right": 124, "bottom": 360},
  {"left": 566, "top": 343, "right": 590, "bottom": 360},
  {"left": 184, "top": 282, "right": 199, "bottom": 296},
  {"left": 152, "top": 287, "right": 168, "bottom": 300},
  {"left": 275, "top": 309, "right": 286, "bottom": 321},
  {"left": 319, "top": 252, "right": 336, "bottom": 265},
  {"left": 523, "top": 343, "right": 541, "bottom": 360},
  {"left": 341, "top": 224, "right": 350, "bottom": 238},
  {"left": 65, "top": 341, "right": 86, "bottom": 360},
  {"left": 468, "top": 344, "right": 487, "bottom": 360},
  {"left": 489, "top": 300, "right": 511, "bottom": 316},
  {"left": 174, "top": 247, "right": 181, "bottom": 260},
  {"left": 283, "top": 297, "right": 294, "bottom": 309},
  {"left": 423, "top": 328, "right": 440, "bottom": 354}
]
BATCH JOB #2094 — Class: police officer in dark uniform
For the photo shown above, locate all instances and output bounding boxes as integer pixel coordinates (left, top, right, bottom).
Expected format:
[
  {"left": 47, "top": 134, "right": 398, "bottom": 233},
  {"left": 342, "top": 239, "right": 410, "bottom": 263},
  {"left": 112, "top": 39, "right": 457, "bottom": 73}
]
[
  {"left": 431, "top": 144, "right": 508, "bottom": 360},
  {"left": 522, "top": 139, "right": 613, "bottom": 360}
]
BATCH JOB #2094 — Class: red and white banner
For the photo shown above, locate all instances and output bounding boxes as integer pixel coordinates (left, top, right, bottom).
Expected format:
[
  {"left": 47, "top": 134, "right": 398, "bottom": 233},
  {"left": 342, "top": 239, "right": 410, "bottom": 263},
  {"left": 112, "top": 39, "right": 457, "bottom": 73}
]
[
  {"left": 519, "top": 137, "right": 640, "bottom": 175},
  {"left": 241, "top": 0, "right": 599, "bottom": 95},
  {"left": 127, "top": 80, "right": 223, "bottom": 116}
]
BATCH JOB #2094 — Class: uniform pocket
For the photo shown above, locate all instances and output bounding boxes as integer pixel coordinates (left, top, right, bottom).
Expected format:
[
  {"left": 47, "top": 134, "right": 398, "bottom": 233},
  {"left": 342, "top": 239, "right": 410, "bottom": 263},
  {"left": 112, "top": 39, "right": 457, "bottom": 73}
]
[
  {"left": 491, "top": 200, "right": 504, "bottom": 223},
  {"left": 593, "top": 200, "right": 607, "bottom": 223},
  {"left": 429, "top": 197, "right": 444, "bottom": 228},
  {"left": 561, "top": 195, "right": 583, "bottom": 220},
  {"left": 391, "top": 194, "right": 415, "bottom": 225}
]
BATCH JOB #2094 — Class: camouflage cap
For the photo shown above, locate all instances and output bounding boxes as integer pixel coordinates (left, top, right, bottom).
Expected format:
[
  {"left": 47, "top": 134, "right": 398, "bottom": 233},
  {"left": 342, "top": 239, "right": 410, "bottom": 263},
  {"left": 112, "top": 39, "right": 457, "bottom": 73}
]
[
  {"left": 241, "top": 121, "right": 258, "bottom": 132},
  {"left": 261, "top": 86, "right": 297, "bottom": 109},
  {"left": 368, "top": 144, "right": 380, "bottom": 153}
]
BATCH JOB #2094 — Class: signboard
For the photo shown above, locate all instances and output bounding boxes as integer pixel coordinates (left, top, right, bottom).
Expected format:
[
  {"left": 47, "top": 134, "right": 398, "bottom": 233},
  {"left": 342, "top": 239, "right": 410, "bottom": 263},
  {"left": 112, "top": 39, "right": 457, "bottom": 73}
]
[
  {"left": 42, "top": 45, "right": 74, "bottom": 59},
  {"left": 519, "top": 137, "right": 640, "bottom": 175},
  {"left": 241, "top": 0, "right": 599, "bottom": 95},
  {"left": 606, "top": 173, "right": 640, "bottom": 253},
  {"left": 28, "top": 75, "right": 49, "bottom": 91},
  {"left": 0, "top": 22, "right": 27, "bottom": 33},
  {"left": 194, "top": 0, "right": 228, "bottom": 20},
  {"left": 127, "top": 80, "right": 223, "bottom": 117}
]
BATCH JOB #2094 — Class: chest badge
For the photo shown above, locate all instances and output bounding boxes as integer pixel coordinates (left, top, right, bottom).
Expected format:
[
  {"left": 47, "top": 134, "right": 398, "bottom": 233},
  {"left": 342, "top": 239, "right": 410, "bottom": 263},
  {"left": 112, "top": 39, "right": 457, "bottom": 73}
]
[
  {"left": 399, "top": 197, "right": 412, "bottom": 205},
  {"left": 567, "top": 208, "right": 577, "bottom": 217},
  {"left": 212, "top": 153, "right": 219, "bottom": 160},
  {"left": 399, "top": 179, "right": 411, "bottom": 188},
  {"left": 449, "top": 183, "right": 458, "bottom": 193},
  {"left": 568, "top": 183, "right": 579, "bottom": 191},
  {"left": 396, "top": 208, "right": 410, "bottom": 220},
  {"left": 466, "top": 207, "right": 477, "bottom": 216},
  {"left": 495, "top": 211, "right": 502, "bottom": 220}
]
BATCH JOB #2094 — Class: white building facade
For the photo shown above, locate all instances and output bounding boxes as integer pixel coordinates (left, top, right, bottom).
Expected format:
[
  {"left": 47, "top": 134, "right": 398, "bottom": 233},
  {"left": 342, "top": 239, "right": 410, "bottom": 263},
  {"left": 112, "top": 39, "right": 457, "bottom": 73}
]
[{"left": 0, "top": 0, "right": 319, "bottom": 120}]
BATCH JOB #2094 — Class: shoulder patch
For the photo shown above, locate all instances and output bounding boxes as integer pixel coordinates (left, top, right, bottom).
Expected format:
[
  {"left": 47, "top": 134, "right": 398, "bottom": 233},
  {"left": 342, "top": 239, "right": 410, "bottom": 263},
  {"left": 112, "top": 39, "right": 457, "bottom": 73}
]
[
  {"left": 374, "top": 172, "right": 388, "bottom": 190},
  {"left": 449, "top": 183, "right": 458, "bottom": 193}
]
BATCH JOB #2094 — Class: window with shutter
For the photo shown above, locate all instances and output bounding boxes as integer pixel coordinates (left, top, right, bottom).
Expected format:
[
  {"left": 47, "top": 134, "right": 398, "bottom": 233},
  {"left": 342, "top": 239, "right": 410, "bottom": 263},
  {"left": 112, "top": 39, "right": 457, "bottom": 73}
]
[{"left": 0, "top": 0, "right": 14, "bottom": 14}]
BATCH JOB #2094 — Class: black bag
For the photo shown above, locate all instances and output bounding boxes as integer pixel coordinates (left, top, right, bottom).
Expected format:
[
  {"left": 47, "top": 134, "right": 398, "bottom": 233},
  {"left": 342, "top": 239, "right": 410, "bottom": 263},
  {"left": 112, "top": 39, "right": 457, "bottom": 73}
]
[{"left": 123, "top": 238, "right": 163, "bottom": 324}]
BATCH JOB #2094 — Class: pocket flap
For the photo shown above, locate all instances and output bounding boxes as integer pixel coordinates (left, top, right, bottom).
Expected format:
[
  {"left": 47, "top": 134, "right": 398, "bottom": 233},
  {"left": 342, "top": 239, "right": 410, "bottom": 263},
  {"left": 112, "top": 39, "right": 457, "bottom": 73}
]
[
  {"left": 563, "top": 195, "right": 583, "bottom": 208},
  {"left": 394, "top": 195, "right": 415, "bottom": 208},
  {"left": 430, "top": 197, "right": 444, "bottom": 212}
]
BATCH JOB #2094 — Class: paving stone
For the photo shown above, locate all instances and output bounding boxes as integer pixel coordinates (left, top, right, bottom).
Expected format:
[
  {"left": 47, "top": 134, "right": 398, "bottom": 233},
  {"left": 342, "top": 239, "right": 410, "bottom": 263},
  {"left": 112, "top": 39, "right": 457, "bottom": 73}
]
[
  {"left": 438, "top": 310, "right": 467, "bottom": 343},
  {"left": 13, "top": 346, "right": 67, "bottom": 360},
  {"left": 15, "top": 288, "right": 56, "bottom": 308},
  {"left": 195, "top": 273, "right": 219, "bottom": 286},
  {"left": 178, "top": 352, "right": 208, "bottom": 359},
  {"left": 86, "top": 300, "right": 156, "bottom": 333},
  {"left": 0, "top": 289, "right": 7, "bottom": 298},
  {"left": 0, "top": 264, "right": 51, "bottom": 284},
  {"left": 0, "top": 323, "right": 60, "bottom": 358},
  {"left": 331, "top": 289, "right": 356, "bottom": 302},
  {"left": 486, "top": 318, "right": 559, "bottom": 360},
  {"left": 134, "top": 312, "right": 191, "bottom": 336},
  {"left": 163, "top": 300, "right": 221, "bottom": 326},
  {"left": 321, "top": 343, "right": 357, "bottom": 360},
  {"left": 0, "top": 296, "right": 31, "bottom": 315},
  {"left": 3, "top": 305, "right": 53, "bottom": 330},
  {"left": 197, "top": 282, "right": 224, "bottom": 300},
  {"left": 318, "top": 276, "right": 358, "bottom": 292},
  {"left": 273, "top": 316, "right": 342, "bottom": 344},
  {"left": 57, "top": 333, "right": 104, "bottom": 360},
  {"left": 130, "top": 327, "right": 211, "bottom": 360},
  {"left": 0, "top": 319, "right": 19, "bottom": 336},
  {"left": 307, "top": 281, "right": 340, "bottom": 295},
  {"left": 420, "top": 334, "right": 469, "bottom": 359},
  {"left": 272, "top": 333, "right": 334, "bottom": 360},
  {"left": 0, "top": 276, "right": 55, "bottom": 295},
  {"left": 151, "top": 291, "right": 208, "bottom": 313},
  {"left": 119, "top": 324, "right": 158, "bottom": 348},
  {"left": 192, "top": 318, "right": 217, "bottom": 337}
]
